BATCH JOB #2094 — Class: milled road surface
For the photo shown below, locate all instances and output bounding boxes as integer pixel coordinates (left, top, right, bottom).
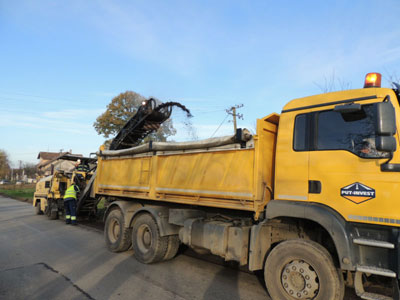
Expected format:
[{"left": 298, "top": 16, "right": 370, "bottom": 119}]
[{"left": 0, "top": 196, "right": 380, "bottom": 300}]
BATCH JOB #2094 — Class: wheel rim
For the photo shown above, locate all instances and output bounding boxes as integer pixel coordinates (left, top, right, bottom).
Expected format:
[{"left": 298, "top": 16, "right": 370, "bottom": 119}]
[
  {"left": 108, "top": 219, "right": 120, "bottom": 243},
  {"left": 281, "top": 260, "right": 319, "bottom": 299},
  {"left": 136, "top": 224, "right": 152, "bottom": 254}
]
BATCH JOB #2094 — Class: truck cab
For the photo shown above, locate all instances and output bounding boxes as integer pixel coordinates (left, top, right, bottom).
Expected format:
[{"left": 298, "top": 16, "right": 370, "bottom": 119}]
[{"left": 268, "top": 73, "right": 400, "bottom": 299}]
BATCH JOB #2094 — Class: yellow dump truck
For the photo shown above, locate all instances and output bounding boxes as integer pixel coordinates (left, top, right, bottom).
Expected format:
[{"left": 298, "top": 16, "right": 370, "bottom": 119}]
[{"left": 93, "top": 73, "right": 400, "bottom": 300}]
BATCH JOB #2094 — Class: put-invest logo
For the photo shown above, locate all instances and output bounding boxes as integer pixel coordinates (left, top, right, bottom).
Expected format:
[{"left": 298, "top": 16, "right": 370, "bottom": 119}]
[{"left": 340, "top": 182, "right": 376, "bottom": 204}]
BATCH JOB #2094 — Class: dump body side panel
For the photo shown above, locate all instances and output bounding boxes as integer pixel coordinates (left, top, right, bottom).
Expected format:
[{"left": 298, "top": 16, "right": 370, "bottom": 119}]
[
  {"left": 94, "top": 114, "right": 278, "bottom": 214},
  {"left": 96, "top": 149, "right": 256, "bottom": 211}
]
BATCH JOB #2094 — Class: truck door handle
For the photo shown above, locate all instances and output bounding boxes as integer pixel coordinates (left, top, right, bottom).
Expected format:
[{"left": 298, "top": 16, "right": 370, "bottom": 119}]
[{"left": 309, "top": 180, "right": 322, "bottom": 194}]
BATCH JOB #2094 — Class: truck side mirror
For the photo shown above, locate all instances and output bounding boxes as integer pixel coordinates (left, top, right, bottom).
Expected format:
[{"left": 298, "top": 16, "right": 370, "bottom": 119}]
[
  {"left": 334, "top": 103, "right": 361, "bottom": 113},
  {"left": 376, "top": 136, "right": 397, "bottom": 152},
  {"left": 375, "top": 102, "right": 396, "bottom": 136},
  {"left": 374, "top": 100, "right": 400, "bottom": 171}
]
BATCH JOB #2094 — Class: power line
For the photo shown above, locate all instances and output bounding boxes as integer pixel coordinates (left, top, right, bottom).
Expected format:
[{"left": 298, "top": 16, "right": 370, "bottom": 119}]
[
  {"left": 193, "top": 109, "right": 226, "bottom": 115},
  {"left": 0, "top": 95, "right": 91, "bottom": 107},
  {"left": 210, "top": 114, "right": 229, "bottom": 138},
  {"left": 0, "top": 90, "right": 93, "bottom": 103}
]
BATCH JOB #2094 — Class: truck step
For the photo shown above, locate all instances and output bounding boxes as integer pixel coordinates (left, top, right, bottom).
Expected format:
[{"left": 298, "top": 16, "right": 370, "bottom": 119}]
[
  {"left": 356, "top": 265, "right": 396, "bottom": 278},
  {"left": 353, "top": 238, "right": 395, "bottom": 249},
  {"left": 359, "top": 292, "right": 392, "bottom": 300}
]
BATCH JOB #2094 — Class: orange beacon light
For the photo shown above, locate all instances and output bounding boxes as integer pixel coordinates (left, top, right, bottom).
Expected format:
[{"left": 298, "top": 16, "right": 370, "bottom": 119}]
[{"left": 364, "top": 72, "right": 382, "bottom": 88}]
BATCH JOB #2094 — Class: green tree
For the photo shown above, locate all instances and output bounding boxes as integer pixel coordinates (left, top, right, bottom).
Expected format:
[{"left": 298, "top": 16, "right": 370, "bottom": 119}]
[
  {"left": 0, "top": 150, "right": 11, "bottom": 179},
  {"left": 93, "top": 91, "right": 176, "bottom": 143}
]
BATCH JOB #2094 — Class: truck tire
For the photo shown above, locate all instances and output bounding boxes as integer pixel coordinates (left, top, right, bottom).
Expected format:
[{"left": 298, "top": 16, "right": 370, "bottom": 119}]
[
  {"left": 132, "top": 213, "right": 168, "bottom": 264},
  {"left": 104, "top": 209, "right": 132, "bottom": 252},
  {"left": 35, "top": 201, "right": 43, "bottom": 215},
  {"left": 163, "top": 235, "right": 180, "bottom": 261},
  {"left": 264, "top": 239, "right": 344, "bottom": 300}
]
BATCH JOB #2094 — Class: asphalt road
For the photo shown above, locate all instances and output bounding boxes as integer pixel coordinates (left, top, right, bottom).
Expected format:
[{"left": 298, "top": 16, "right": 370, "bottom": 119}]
[
  {"left": 0, "top": 196, "right": 270, "bottom": 300},
  {"left": 0, "top": 196, "right": 383, "bottom": 300}
]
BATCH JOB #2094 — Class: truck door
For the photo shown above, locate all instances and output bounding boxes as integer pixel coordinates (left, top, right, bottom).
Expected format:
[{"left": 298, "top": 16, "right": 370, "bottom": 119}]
[
  {"left": 275, "top": 111, "right": 310, "bottom": 202},
  {"left": 308, "top": 103, "right": 400, "bottom": 224}
]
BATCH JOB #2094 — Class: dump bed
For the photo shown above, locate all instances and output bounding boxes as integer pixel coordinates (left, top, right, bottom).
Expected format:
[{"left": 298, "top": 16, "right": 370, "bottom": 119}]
[{"left": 94, "top": 114, "right": 279, "bottom": 218}]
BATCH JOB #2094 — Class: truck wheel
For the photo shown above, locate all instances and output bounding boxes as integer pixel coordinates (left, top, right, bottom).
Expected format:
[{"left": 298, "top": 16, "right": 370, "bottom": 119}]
[
  {"left": 104, "top": 209, "right": 132, "bottom": 252},
  {"left": 163, "top": 235, "right": 180, "bottom": 261},
  {"left": 264, "top": 239, "right": 344, "bottom": 300},
  {"left": 132, "top": 213, "right": 168, "bottom": 264},
  {"left": 35, "top": 201, "right": 43, "bottom": 215}
]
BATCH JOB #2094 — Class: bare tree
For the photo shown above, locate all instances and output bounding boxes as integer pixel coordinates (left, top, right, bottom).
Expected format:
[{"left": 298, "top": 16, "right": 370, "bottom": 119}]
[
  {"left": 314, "top": 70, "right": 352, "bottom": 93},
  {"left": 0, "top": 150, "right": 11, "bottom": 179},
  {"left": 23, "top": 162, "right": 37, "bottom": 178},
  {"left": 383, "top": 70, "right": 400, "bottom": 88}
]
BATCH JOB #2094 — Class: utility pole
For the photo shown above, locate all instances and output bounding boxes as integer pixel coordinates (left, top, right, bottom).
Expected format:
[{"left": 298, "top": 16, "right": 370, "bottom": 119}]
[
  {"left": 226, "top": 104, "right": 244, "bottom": 134},
  {"left": 18, "top": 160, "right": 22, "bottom": 181}
]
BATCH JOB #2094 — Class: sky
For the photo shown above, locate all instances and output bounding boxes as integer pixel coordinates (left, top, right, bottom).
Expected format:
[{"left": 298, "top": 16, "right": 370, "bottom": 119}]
[{"left": 1, "top": 0, "right": 400, "bottom": 167}]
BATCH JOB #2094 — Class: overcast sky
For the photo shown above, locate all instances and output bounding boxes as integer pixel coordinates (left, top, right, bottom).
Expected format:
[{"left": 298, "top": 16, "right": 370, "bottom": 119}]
[{"left": 1, "top": 0, "right": 400, "bottom": 166}]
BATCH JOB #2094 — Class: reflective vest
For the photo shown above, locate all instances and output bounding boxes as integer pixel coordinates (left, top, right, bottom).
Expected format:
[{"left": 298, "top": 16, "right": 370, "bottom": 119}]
[
  {"left": 64, "top": 184, "right": 79, "bottom": 200},
  {"left": 76, "top": 164, "right": 90, "bottom": 172}
]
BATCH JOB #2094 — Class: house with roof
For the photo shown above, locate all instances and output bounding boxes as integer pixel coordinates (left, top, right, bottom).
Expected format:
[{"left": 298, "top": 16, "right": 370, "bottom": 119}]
[{"left": 37, "top": 151, "right": 83, "bottom": 175}]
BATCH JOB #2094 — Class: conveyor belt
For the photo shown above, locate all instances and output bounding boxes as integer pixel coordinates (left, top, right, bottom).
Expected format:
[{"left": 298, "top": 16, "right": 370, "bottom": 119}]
[
  {"left": 109, "top": 98, "right": 192, "bottom": 150},
  {"left": 76, "top": 99, "right": 191, "bottom": 216},
  {"left": 76, "top": 170, "right": 97, "bottom": 215}
]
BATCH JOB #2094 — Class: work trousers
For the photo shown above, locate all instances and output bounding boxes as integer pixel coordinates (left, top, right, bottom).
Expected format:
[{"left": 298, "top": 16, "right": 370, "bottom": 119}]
[{"left": 64, "top": 198, "right": 77, "bottom": 224}]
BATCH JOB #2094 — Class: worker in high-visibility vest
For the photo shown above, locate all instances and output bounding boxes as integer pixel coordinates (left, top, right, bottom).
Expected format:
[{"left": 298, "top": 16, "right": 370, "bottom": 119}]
[{"left": 63, "top": 182, "right": 80, "bottom": 225}]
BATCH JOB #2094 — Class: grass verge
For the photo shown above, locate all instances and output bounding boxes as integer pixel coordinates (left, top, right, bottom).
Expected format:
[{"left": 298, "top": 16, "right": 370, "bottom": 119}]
[{"left": 0, "top": 184, "right": 35, "bottom": 202}]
